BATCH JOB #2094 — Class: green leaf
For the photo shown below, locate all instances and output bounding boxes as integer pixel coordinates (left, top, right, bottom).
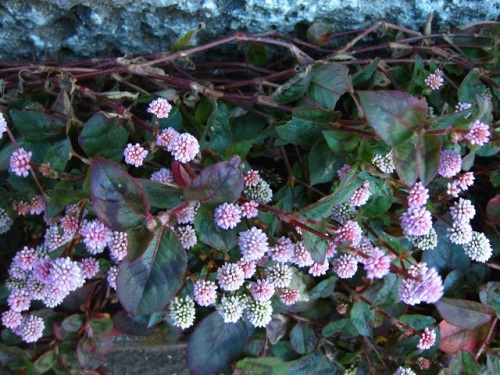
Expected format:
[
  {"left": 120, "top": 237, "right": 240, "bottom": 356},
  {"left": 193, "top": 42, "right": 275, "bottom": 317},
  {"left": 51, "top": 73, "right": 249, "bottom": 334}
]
[
  {"left": 491, "top": 170, "right": 500, "bottom": 187},
  {"left": 302, "top": 224, "right": 329, "bottom": 263},
  {"left": 48, "top": 189, "right": 89, "bottom": 207},
  {"left": 78, "top": 112, "right": 128, "bottom": 157},
  {"left": 357, "top": 141, "right": 374, "bottom": 162},
  {"left": 307, "top": 63, "right": 352, "bottom": 110},
  {"left": 10, "top": 109, "right": 65, "bottom": 143},
  {"left": 416, "top": 134, "right": 441, "bottom": 185},
  {"left": 289, "top": 350, "right": 340, "bottom": 375},
  {"left": 194, "top": 206, "right": 240, "bottom": 251},
  {"left": 299, "top": 168, "right": 362, "bottom": 220},
  {"left": 137, "top": 179, "right": 184, "bottom": 209},
  {"left": 43, "top": 139, "right": 70, "bottom": 172},
  {"left": 183, "top": 156, "right": 244, "bottom": 207},
  {"left": 309, "top": 276, "right": 337, "bottom": 299},
  {"left": 224, "top": 139, "right": 253, "bottom": 160},
  {"left": 322, "top": 131, "right": 359, "bottom": 155},
  {"left": 309, "top": 139, "right": 339, "bottom": 185},
  {"left": 34, "top": 350, "right": 56, "bottom": 373},
  {"left": 322, "top": 319, "right": 358, "bottom": 339},
  {"left": 126, "top": 226, "right": 156, "bottom": 262},
  {"left": 88, "top": 317, "right": 113, "bottom": 334},
  {"left": 200, "top": 101, "right": 232, "bottom": 154},
  {"left": 292, "top": 107, "right": 341, "bottom": 123},
  {"left": 393, "top": 138, "right": 418, "bottom": 186},
  {"left": 399, "top": 314, "right": 435, "bottom": 330},
  {"left": 362, "top": 179, "right": 393, "bottom": 219},
  {"left": 372, "top": 273, "right": 399, "bottom": 307},
  {"left": 352, "top": 58, "right": 380, "bottom": 88},
  {"left": 272, "top": 68, "right": 312, "bottom": 104},
  {"left": 350, "top": 301, "right": 373, "bottom": 337},
  {"left": 422, "top": 219, "right": 470, "bottom": 274},
  {"left": 435, "top": 298, "right": 495, "bottom": 330},
  {"left": 90, "top": 157, "right": 150, "bottom": 231},
  {"left": 448, "top": 350, "right": 480, "bottom": 375},
  {"left": 187, "top": 312, "right": 248, "bottom": 375},
  {"left": 61, "top": 314, "right": 85, "bottom": 332},
  {"left": 172, "top": 23, "right": 205, "bottom": 52},
  {"left": 358, "top": 91, "right": 426, "bottom": 147},
  {"left": 430, "top": 110, "right": 473, "bottom": 130},
  {"left": 246, "top": 43, "right": 267, "bottom": 67},
  {"left": 236, "top": 357, "right": 291, "bottom": 375},
  {"left": 458, "top": 69, "right": 486, "bottom": 103},
  {"left": 276, "top": 118, "right": 327, "bottom": 148},
  {"left": 290, "top": 322, "right": 316, "bottom": 354},
  {"left": 116, "top": 227, "right": 187, "bottom": 316},
  {"left": 479, "top": 282, "right": 500, "bottom": 318}
]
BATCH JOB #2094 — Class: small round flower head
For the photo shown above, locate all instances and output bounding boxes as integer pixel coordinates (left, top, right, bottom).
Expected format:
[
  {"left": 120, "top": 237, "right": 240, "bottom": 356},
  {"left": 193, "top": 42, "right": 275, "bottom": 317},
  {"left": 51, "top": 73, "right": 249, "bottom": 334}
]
[
  {"left": 394, "top": 367, "right": 416, "bottom": 375},
  {"left": 292, "top": 241, "right": 314, "bottom": 267},
  {"left": 450, "top": 198, "right": 475, "bottom": 223},
  {"left": 417, "top": 327, "right": 436, "bottom": 350},
  {"left": 214, "top": 203, "right": 242, "bottom": 230},
  {"left": 447, "top": 221, "right": 473, "bottom": 245},
  {"left": 177, "top": 225, "right": 197, "bottom": 250},
  {"left": 170, "top": 133, "right": 199, "bottom": 163},
  {"left": 151, "top": 168, "right": 174, "bottom": 184},
  {"left": 446, "top": 182, "right": 461, "bottom": 198},
  {"left": 8, "top": 288, "right": 31, "bottom": 312},
  {"left": 41, "top": 284, "right": 67, "bottom": 308},
  {"left": 32, "top": 256, "right": 52, "bottom": 284},
  {"left": 241, "top": 200, "right": 259, "bottom": 219},
  {"left": 2, "top": 310, "right": 22, "bottom": 330},
  {"left": 279, "top": 288, "right": 299, "bottom": 306},
  {"left": 399, "top": 265, "right": 443, "bottom": 305},
  {"left": 463, "top": 232, "right": 493, "bottom": 262},
  {"left": 269, "top": 236, "right": 294, "bottom": 263},
  {"left": 44, "top": 225, "right": 71, "bottom": 251},
  {"left": 337, "top": 164, "right": 351, "bottom": 180},
  {"left": 109, "top": 231, "right": 128, "bottom": 262},
  {"left": 156, "top": 127, "right": 179, "bottom": 151},
  {"left": 244, "top": 170, "right": 260, "bottom": 187},
  {"left": 266, "top": 263, "right": 292, "bottom": 288},
  {"left": 217, "top": 295, "right": 245, "bottom": 323},
  {"left": 193, "top": 280, "right": 218, "bottom": 307},
  {"left": 169, "top": 296, "right": 195, "bottom": 329},
  {"left": 60, "top": 215, "right": 79, "bottom": 236},
  {"left": 244, "top": 179, "right": 273, "bottom": 204},
  {"left": 455, "top": 102, "right": 472, "bottom": 117},
  {"left": 13, "top": 247, "right": 38, "bottom": 271},
  {"left": 20, "top": 315, "right": 45, "bottom": 343},
  {"left": 363, "top": 248, "right": 391, "bottom": 279},
  {"left": 246, "top": 299, "right": 273, "bottom": 328},
  {"left": 372, "top": 150, "right": 395, "bottom": 174},
  {"left": 353, "top": 236, "right": 375, "bottom": 257},
  {"left": 237, "top": 259, "right": 256, "bottom": 279},
  {"left": 147, "top": 97, "right": 172, "bottom": 118},
  {"left": 238, "top": 227, "right": 269, "bottom": 261},
  {"left": 26, "top": 278, "right": 45, "bottom": 300},
  {"left": 29, "top": 195, "right": 46, "bottom": 215},
  {"left": 336, "top": 303, "right": 348, "bottom": 315},
  {"left": 8, "top": 261, "right": 29, "bottom": 282},
  {"left": 80, "top": 219, "right": 112, "bottom": 255},
  {"left": 408, "top": 182, "right": 429, "bottom": 208},
  {"left": 0, "top": 112, "right": 7, "bottom": 138},
  {"left": 107, "top": 265, "right": 119, "bottom": 290},
  {"left": 16, "top": 201, "right": 30, "bottom": 216},
  {"left": 124, "top": 143, "right": 148, "bottom": 167},
  {"left": 438, "top": 150, "right": 461, "bottom": 178},
  {"left": 176, "top": 205, "right": 198, "bottom": 225},
  {"left": 350, "top": 181, "right": 371, "bottom": 207},
  {"left": 49, "top": 257, "right": 85, "bottom": 293},
  {"left": 79, "top": 257, "right": 100, "bottom": 279},
  {"left": 337, "top": 220, "right": 362, "bottom": 246},
  {"left": 325, "top": 242, "right": 337, "bottom": 258},
  {"left": 217, "top": 262, "right": 245, "bottom": 292},
  {"left": 0, "top": 208, "right": 13, "bottom": 235},
  {"left": 464, "top": 120, "right": 490, "bottom": 146},
  {"left": 250, "top": 279, "right": 275, "bottom": 302},
  {"left": 309, "top": 260, "right": 329, "bottom": 277},
  {"left": 455, "top": 172, "right": 474, "bottom": 191},
  {"left": 331, "top": 202, "right": 357, "bottom": 225},
  {"left": 425, "top": 69, "right": 444, "bottom": 90},
  {"left": 332, "top": 254, "right": 358, "bottom": 279},
  {"left": 408, "top": 228, "right": 438, "bottom": 251},
  {"left": 10, "top": 148, "right": 32, "bottom": 177},
  {"left": 400, "top": 206, "right": 433, "bottom": 237}
]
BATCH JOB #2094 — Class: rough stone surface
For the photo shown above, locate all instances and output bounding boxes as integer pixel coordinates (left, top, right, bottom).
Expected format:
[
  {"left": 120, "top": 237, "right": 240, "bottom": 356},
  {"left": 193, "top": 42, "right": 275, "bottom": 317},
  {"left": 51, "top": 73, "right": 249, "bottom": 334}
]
[{"left": 0, "top": 0, "right": 499, "bottom": 61}]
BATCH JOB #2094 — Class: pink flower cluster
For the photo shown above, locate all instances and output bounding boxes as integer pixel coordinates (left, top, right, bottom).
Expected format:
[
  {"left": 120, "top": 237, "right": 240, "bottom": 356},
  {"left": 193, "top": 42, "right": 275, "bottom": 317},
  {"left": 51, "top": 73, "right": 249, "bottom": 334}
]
[
  {"left": 156, "top": 127, "right": 200, "bottom": 163},
  {"left": 398, "top": 263, "right": 443, "bottom": 305}
]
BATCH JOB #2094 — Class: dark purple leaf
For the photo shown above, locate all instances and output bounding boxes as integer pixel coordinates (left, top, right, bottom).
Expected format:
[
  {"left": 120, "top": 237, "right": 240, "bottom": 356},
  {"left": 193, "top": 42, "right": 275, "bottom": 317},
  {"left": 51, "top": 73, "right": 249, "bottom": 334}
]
[{"left": 436, "top": 298, "right": 495, "bottom": 330}]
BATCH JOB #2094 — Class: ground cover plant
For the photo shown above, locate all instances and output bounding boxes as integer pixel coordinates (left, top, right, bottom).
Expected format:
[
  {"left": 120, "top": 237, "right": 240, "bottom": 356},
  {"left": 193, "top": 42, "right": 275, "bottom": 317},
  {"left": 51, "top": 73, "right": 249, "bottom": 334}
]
[{"left": 0, "top": 20, "right": 499, "bottom": 375}]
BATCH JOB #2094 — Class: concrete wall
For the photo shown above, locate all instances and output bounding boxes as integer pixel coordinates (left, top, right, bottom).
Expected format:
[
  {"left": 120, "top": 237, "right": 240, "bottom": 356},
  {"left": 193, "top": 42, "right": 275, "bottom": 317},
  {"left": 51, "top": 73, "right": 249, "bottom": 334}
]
[{"left": 0, "top": 0, "right": 499, "bottom": 60}]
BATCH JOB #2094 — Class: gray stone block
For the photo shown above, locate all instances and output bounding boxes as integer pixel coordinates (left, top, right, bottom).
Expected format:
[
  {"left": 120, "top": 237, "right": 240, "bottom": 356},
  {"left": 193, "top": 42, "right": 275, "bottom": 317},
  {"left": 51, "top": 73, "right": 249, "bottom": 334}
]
[{"left": 0, "top": 0, "right": 498, "bottom": 60}]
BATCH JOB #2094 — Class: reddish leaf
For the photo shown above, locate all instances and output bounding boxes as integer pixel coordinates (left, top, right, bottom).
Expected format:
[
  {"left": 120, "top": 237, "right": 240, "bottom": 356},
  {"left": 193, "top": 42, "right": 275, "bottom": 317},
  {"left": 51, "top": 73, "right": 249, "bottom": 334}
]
[
  {"left": 439, "top": 320, "right": 489, "bottom": 354},
  {"left": 436, "top": 298, "right": 495, "bottom": 329},
  {"left": 486, "top": 195, "right": 500, "bottom": 225},
  {"left": 171, "top": 161, "right": 193, "bottom": 187}
]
